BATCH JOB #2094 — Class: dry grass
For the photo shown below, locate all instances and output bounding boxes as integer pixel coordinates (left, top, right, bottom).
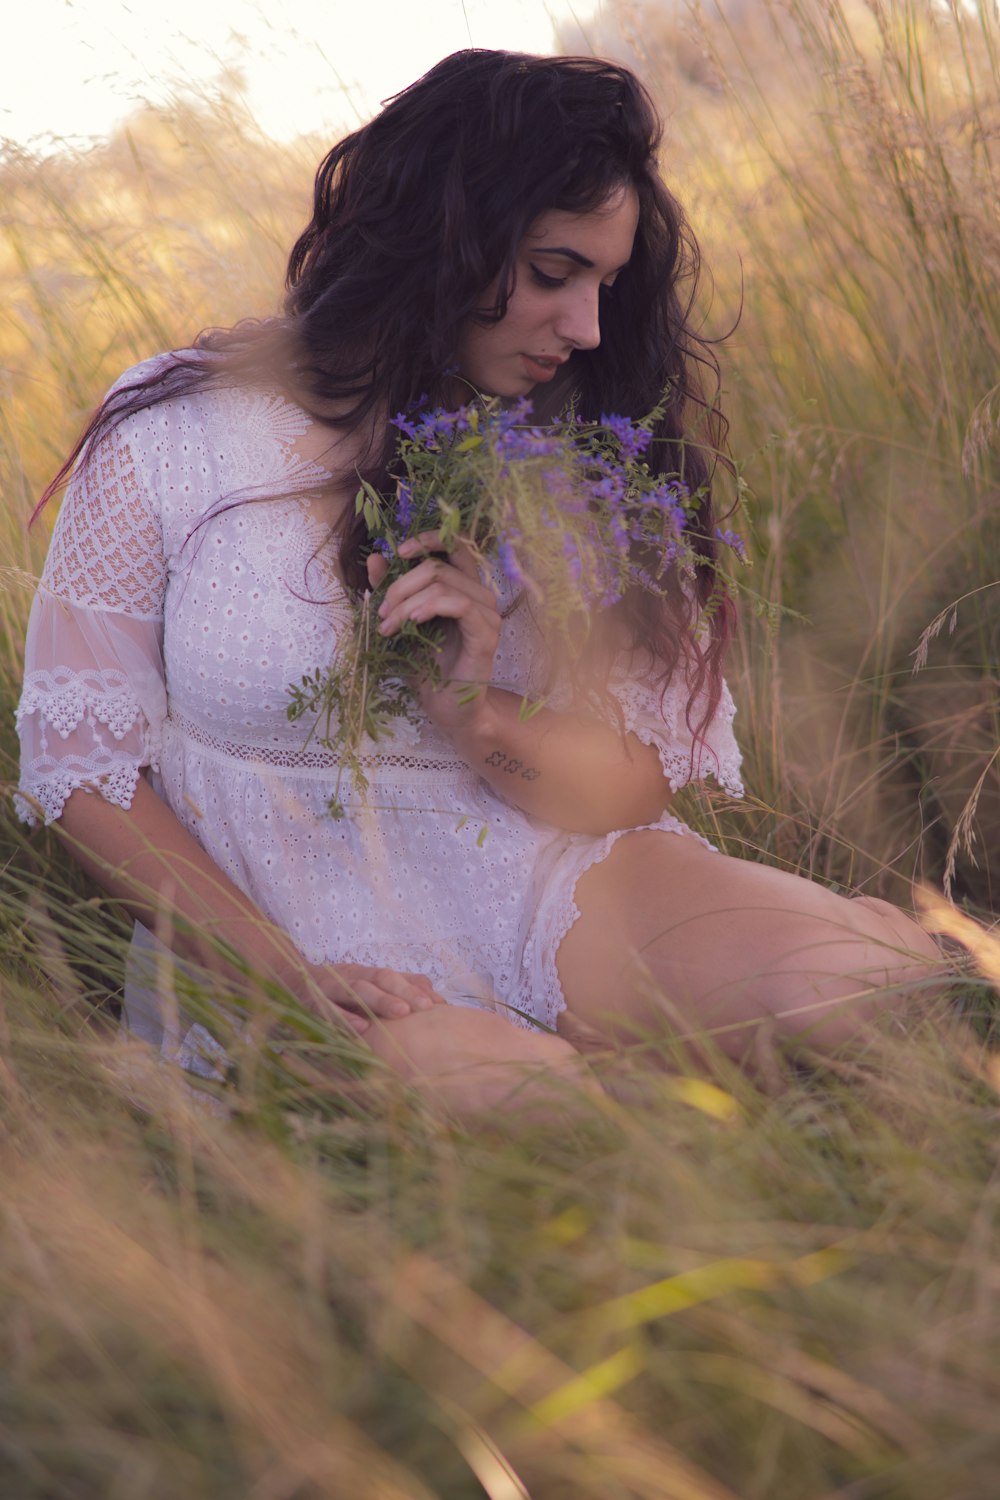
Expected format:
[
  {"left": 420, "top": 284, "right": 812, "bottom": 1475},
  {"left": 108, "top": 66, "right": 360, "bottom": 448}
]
[
  {"left": 2, "top": 4, "right": 1000, "bottom": 1494},
  {"left": 614, "top": 0, "right": 1000, "bottom": 909}
]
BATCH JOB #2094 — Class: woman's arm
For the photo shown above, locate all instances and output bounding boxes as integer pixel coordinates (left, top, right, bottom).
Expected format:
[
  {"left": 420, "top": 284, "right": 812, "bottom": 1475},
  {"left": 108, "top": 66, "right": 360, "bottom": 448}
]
[
  {"left": 441, "top": 688, "right": 670, "bottom": 836},
  {"left": 19, "top": 394, "right": 441, "bottom": 1032},
  {"left": 374, "top": 534, "right": 672, "bottom": 835},
  {"left": 55, "top": 777, "right": 443, "bottom": 1027}
]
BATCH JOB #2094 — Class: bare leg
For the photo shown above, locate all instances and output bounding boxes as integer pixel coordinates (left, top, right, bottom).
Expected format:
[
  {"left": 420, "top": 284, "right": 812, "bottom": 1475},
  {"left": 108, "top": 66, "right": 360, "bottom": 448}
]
[{"left": 556, "top": 830, "right": 943, "bottom": 1065}]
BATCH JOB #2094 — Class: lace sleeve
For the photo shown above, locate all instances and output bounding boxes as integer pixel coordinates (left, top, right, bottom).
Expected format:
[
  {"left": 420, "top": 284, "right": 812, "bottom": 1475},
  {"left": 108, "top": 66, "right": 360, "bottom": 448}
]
[
  {"left": 606, "top": 651, "right": 744, "bottom": 799},
  {"left": 15, "top": 410, "right": 168, "bottom": 827}
]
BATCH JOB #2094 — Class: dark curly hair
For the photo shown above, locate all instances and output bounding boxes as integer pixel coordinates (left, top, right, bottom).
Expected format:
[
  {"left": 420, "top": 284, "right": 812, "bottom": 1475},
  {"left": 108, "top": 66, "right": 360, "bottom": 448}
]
[{"left": 40, "top": 49, "right": 735, "bottom": 736}]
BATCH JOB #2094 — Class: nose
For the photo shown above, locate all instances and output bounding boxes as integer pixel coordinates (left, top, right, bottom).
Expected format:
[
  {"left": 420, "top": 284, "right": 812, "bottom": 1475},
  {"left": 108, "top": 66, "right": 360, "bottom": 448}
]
[{"left": 555, "top": 282, "right": 602, "bottom": 352}]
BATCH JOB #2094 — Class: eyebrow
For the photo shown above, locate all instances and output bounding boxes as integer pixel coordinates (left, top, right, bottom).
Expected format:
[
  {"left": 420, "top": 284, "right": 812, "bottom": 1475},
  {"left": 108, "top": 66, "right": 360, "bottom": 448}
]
[
  {"left": 531, "top": 246, "right": 594, "bottom": 267},
  {"left": 530, "top": 246, "right": 631, "bottom": 274}
]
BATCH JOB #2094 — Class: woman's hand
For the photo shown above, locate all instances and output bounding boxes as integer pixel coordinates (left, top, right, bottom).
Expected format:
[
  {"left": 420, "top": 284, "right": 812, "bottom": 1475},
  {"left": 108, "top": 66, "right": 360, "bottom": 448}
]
[
  {"left": 305, "top": 961, "right": 447, "bottom": 1025},
  {"left": 368, "top": 532, "right": 502, "bottom": 736},
  {"left": 364, "top": 533, "right": 668, "bottom": 835}
]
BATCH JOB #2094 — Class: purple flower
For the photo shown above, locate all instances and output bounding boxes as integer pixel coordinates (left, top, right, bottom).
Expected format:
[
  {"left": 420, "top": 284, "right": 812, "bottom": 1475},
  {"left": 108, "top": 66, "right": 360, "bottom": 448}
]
[
  {"left": 600, "top": 413, "right": 652, "bottom": 461},
  {"left": 562, "top": 533, "right": 583, "bottom": 583},
  {"left": 394, "top": 480, "right": 415, "bottom": 531},
  {"left": 391, "top": 411, "right": 421, "bottom": 440},
  {"left": 715, "top": 525, "right": 747, "bottom": 559},
  {"left": 540, "top": 465, "right": 588, "bottom": 514},
  {"left": 586, "top": 470, "right": 627, "bottom": 507},
  {"left": 391, "top": 403, "right": 473, "bottom": 451},
  {"left": 608, "top": 512, "right": 630, "bottom": 550},
  {"left": 493, "top": 426, "right": 562, "bottom": 462},
  {"left": 645, "top": 480, "right": 687, "bottom": 519},
  {"left": 497, "top": 532, "right": 526, "bottom": 587},
  {"left": 427, "top": 408, "right": 470, "bottom": 436},
  {"left": 495, "top": 397, "right": 534, "bottom": 432}
]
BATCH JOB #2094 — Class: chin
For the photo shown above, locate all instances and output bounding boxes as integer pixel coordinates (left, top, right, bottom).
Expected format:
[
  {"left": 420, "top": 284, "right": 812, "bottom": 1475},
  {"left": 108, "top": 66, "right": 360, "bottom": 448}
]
[
  {"left": 496, "top": 373, "right": 536, "bottom": 397},
  {"left": 453, "top": 363, "right": 533, "bottom": 400}
]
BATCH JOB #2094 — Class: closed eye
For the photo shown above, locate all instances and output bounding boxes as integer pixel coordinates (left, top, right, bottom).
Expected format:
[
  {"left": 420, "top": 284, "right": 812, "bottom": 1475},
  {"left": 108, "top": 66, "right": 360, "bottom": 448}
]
[{"left": 529, "top": 263, "right": 567, "bottom": 289}]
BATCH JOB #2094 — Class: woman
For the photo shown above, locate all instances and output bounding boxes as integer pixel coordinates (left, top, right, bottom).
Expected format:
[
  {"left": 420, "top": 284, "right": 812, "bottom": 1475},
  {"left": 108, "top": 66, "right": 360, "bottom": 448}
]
[{"left": 16, "top": 51, "right": 939, "bottom": 1114}]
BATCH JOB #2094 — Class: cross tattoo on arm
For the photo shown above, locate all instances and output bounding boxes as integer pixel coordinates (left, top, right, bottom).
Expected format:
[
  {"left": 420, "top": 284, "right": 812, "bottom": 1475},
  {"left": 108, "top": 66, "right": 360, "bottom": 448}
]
[{"left": 484, "top": 749, "right": 541, "bottom": 780}]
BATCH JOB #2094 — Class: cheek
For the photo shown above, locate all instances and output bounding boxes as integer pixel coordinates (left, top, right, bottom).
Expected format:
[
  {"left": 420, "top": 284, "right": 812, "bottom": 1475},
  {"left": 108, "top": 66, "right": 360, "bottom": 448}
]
[
  {"left": 460, "top": 324, "right": 497, "bottom": 372},
  {"left": 456, "top": 321, "right": 489, "bottom": 369},
  {"left": 455, "top": 284, "right": 549, "bottom": 378},
  {"left": 506, "top": 287, "right": 550, "bottom": 333}
]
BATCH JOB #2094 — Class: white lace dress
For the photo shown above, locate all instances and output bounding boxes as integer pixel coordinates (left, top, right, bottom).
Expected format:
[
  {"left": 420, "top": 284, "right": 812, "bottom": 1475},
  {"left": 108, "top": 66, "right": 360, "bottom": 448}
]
[{"left": 16, "top": 358, "right": 743, "bottom": 1070}]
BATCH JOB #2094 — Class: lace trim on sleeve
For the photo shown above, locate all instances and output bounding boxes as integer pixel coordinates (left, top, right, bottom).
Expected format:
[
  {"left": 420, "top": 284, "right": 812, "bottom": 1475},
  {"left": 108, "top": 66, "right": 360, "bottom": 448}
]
[
  {"left": 15, "top": 667, "right": 160, "bottom": 827},
  {"left": 609, "top": 672, "right": 744, "bottom": 798},
  {"left": 14, "top": 755, "right": 146, "bottom": 828},
  {"left": 17, "top": 666, "right": 153, "bottom": 742}
]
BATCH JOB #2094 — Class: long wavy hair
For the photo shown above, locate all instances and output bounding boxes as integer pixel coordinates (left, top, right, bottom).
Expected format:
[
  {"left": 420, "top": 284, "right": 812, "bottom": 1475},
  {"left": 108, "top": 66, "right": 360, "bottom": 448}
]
[{"left": 41, "top": 49, "right": 735, "bottom": 736}]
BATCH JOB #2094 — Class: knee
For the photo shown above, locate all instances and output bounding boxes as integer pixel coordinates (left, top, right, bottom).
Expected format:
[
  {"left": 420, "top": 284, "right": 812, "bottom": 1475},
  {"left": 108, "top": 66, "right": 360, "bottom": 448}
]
[{"left": 848, "top": 893, "right": 942, "bottom": 968}]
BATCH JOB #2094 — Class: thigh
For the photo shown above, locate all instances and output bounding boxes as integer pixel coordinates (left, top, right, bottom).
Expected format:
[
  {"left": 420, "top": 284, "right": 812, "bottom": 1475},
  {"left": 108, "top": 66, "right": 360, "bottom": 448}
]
[{"left": 556, "top": 829, "right": 940, "bottom": 1057}]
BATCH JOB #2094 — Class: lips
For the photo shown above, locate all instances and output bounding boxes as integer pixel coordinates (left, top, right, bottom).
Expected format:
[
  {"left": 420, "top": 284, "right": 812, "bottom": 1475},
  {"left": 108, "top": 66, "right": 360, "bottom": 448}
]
[{"left": 521, "top": 354, "right": 566, "bottom": 383}]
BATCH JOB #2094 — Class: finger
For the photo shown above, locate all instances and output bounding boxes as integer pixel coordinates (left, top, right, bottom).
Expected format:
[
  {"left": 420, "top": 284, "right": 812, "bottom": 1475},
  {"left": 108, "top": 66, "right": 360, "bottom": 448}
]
[
  {"left": 367, "top": 552, "right": 390, "bottom": 589},
  {"left": 378, "top": 566, "right": 498, "bottom": 632},
  {"left": 370, "top": 967, "right": 446, "bottom": 1010},
  {"left": 399, "top": 531, "right": 486, "bottom": 583},
  {"left": 335, "top": 969, "right": 441, "bottom": 1018},
  {"left": 398, "top": 529, "right": 447, "bottom": 556},
  {"left": 338, "top": 982, "right": 412, "bottom": 1020},
  {"left": 379, "top": 594, "right": 497, "bottom": 642},
  {"left": 378, "top": 589, "right": 498, "bottom": 639},
  {"left": 400, "top": 971, "right": 449, "bottom": 1006},
  {"left": 383, "top": 556, "right": 495, "bottom": 607},
  {"left": 448, "top": 536, "right": 490, "bottom": 585},
  {"left": 307, "top": 990, "right": 372, "bottom": 1035},
  {"left": 380, "top": 589, "right": 501, "bottom": 643}
]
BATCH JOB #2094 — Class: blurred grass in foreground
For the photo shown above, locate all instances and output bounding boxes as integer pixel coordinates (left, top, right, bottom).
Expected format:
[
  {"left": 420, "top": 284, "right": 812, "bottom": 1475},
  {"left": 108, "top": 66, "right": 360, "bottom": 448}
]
[
  {"left": 3, "top": 931, "right": 1000, "bottom": 1498},
  {"left": 2, "top": 2, "right": 1000, "bottom": 1494}
]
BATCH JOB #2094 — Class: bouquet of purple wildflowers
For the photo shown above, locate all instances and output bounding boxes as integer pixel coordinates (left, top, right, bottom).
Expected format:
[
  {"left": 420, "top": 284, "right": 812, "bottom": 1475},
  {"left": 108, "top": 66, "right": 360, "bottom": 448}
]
[{"left": 287, "top": 396, "right": 743, "bottom": 817}]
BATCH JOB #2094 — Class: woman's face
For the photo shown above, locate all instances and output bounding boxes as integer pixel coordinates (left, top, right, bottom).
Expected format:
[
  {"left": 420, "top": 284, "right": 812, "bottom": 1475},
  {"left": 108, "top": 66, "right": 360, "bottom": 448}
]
[{"left": 454, "top": 185, "right": 640, "bottom": 397}]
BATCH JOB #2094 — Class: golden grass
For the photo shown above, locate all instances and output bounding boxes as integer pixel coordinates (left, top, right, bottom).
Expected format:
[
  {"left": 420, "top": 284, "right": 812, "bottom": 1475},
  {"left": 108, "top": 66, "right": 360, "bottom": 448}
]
[{"left": 2, "top": 2, "right": 1000, "bottom": 1493}]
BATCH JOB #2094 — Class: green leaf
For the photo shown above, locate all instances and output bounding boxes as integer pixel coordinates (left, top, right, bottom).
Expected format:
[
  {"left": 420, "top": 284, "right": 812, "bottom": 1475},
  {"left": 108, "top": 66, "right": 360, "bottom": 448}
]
[
  {"left": 530, "top": 1345, "right": 644, "bottom": 1427},
  {"left": 517, "top": 695, "right": 547, "bottom": 722}
]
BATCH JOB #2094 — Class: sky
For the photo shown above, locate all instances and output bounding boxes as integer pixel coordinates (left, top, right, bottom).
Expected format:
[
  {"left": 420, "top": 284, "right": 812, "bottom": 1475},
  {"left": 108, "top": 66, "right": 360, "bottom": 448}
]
[{"left": 2, "top": 0, "right": 600, "bottom": 152}]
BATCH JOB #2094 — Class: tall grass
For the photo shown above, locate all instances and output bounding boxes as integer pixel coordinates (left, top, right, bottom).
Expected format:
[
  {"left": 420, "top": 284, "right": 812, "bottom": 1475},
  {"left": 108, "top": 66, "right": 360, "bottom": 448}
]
[
  {"left": 2, "top": 6, "right": 1000, "bottom": 1495},
  {"left": 611, "top": 0, "right": 1000, "bottom": 907}
]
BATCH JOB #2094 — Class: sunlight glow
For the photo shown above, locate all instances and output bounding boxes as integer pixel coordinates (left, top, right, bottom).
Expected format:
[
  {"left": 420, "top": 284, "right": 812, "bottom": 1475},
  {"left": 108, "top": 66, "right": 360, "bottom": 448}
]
[{"left": 1, "top": 0, "right": 596, "bottom": 152}]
